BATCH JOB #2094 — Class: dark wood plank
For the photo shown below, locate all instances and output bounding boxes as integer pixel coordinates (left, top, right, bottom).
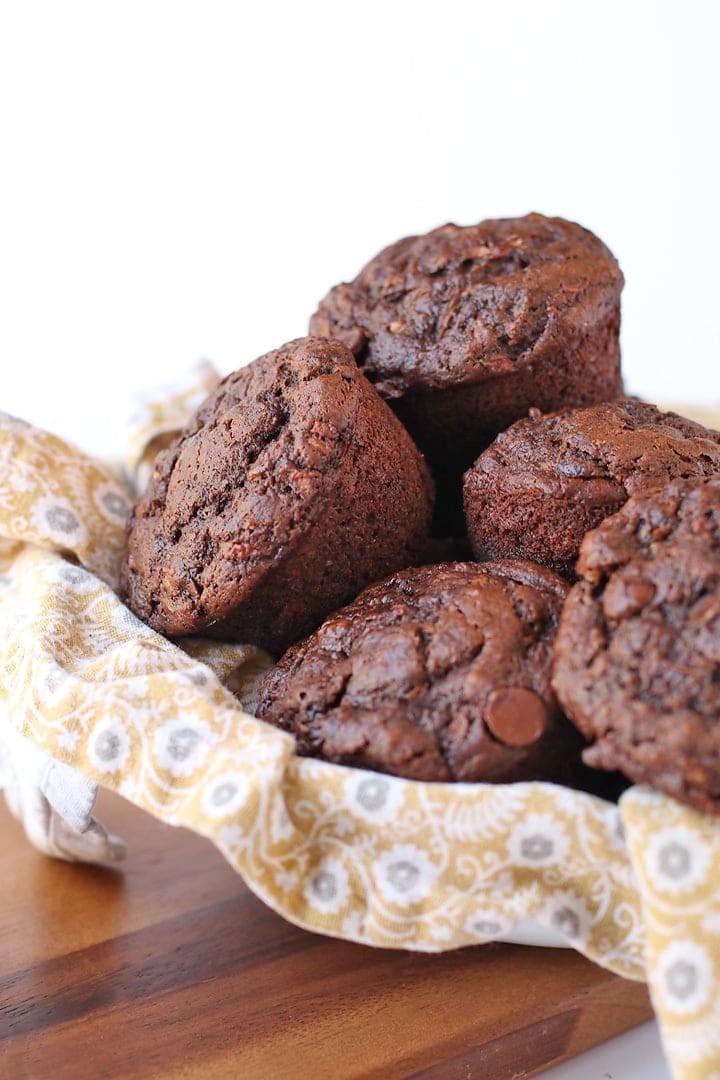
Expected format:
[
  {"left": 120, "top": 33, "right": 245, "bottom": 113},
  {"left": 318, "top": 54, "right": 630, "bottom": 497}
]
[{"left": 0, "top": 791, "right": 653, "bottom": 1079}]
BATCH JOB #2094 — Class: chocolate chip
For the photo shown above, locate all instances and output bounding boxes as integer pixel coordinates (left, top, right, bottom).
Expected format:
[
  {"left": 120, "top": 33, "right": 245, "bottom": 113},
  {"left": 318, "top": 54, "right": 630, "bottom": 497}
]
[{"left": 484, "top": 687, "right": 547, "bottom": 747}]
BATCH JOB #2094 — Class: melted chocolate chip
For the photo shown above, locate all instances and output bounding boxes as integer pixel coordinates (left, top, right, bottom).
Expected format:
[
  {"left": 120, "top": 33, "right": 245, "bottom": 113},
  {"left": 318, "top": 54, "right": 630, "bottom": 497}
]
[{"left": 484, "top": 687, "right": 548, "bottom": 747}]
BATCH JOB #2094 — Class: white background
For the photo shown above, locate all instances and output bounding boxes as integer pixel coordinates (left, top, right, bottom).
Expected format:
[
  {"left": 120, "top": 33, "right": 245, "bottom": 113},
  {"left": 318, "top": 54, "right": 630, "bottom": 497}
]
[
  {"left": 1, "top": 3, "right": 716, "bottom": 1074},
  {"left": 1, "top": 0, "right": 719, "bottom": 458}
]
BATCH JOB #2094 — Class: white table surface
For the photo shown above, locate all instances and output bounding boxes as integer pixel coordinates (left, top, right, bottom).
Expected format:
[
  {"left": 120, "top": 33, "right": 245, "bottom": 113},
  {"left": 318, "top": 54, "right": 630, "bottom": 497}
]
[{"left": 544, "top": 1020, "right": 668, "bottom": 1079}]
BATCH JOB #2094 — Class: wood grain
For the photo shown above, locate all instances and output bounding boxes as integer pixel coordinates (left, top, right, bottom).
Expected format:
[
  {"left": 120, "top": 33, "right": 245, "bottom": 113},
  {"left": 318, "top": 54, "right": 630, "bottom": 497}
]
[{"left": 0, "top": 791, "right": 653, "bottom": 1079}]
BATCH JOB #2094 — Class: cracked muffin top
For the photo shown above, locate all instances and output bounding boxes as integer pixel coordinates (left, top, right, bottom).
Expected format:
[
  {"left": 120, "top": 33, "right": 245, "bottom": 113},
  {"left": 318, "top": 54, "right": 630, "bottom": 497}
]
[
  {"left": 310, "top": 213, "right": 623, "bottom": 398},
  {"left": 464, "top": 399, "right": 720, "bottom": 576},
  {"left": 120, "top": 337, "right": 434, "bottom": 653},
  {"left": 257, "top": 560, "right": 583, "bottom": 783},
  {"left": 553, "top": 476, "right": 720, "bottom": 814}
]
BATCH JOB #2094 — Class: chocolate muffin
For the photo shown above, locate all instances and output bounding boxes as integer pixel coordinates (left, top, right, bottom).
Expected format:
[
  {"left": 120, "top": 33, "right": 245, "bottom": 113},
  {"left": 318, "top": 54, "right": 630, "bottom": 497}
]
[
  {"left": 553, "top": 476, "right": 720, "bottom": 815},
  {"left": 257, "top": 560, "right": 584, "bottom": 783},
  {"left": 121, "top": 338, "right": 434, "bottom": 653},
  {"left": 310, "top": 213, "right": 623, "bottom": 524},
  {"left": 464, "top": 399, "right": 720, "bottom": 578}
]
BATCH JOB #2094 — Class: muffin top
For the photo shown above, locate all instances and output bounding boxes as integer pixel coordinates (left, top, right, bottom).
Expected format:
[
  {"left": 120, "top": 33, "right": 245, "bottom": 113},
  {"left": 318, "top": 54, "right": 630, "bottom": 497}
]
[
  {"left": 553, "top": 476, "right": 720, "bottom": 814},
  {"left": 464, "top": 399, "right": 720, "bottom": 575},
  {"left": 121, "top": 337, "right": 433, "bottom": 649},
  {"left": 468, "top": 399, "right": 720, "bottom": 500},
  {"left": 257, "top": 560, "right": 580, "bottom": 783},
  {"left": 310, "top": 213, "right": 623, "bottom": 398}
]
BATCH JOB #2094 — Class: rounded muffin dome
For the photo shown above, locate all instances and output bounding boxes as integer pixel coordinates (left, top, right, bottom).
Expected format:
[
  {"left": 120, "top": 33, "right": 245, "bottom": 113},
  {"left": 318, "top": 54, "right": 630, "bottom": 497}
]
[
  {"left": 464, "top": 398, "right": 720, "bottom": 577},
  {"left": 311, "top": 213, "right": 624, "bottom": 522},
  {"left": 553, "top": 476, "right": 720, "bottom": 815},
  {"left": 121, "top": 337, "right": 434, "bottom": 653},
  {"left": 258, "top": 559, "right": 582, "bottom": 783}
]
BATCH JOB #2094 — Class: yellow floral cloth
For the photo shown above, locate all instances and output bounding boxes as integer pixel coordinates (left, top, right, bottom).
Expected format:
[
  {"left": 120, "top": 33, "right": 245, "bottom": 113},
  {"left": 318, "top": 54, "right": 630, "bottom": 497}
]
[{"left": 1, "top": 377, "right": 719, "bottom": 1080}]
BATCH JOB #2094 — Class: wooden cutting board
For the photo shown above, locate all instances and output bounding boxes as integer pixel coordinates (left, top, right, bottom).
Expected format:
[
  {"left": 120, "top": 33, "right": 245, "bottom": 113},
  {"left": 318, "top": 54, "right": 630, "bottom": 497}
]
[{"left": 0, "top": 791, "right": 653, "bottom": 1080}]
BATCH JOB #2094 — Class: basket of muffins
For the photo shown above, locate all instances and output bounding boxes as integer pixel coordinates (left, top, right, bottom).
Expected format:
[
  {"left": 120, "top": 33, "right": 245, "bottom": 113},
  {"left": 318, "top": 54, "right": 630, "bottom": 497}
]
[
  {"left": 4, "top": 214, "right": 720, "bottom": 1076},
  {"left": 119, "top": 212, "right": 720, "bottom": 812}
]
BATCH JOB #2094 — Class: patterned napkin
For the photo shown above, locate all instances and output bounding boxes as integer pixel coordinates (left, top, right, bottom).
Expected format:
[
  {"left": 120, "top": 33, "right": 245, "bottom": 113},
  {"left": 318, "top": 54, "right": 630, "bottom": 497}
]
[{"left": 1, "top": 374, "right": 719, "bottom": 1080}]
